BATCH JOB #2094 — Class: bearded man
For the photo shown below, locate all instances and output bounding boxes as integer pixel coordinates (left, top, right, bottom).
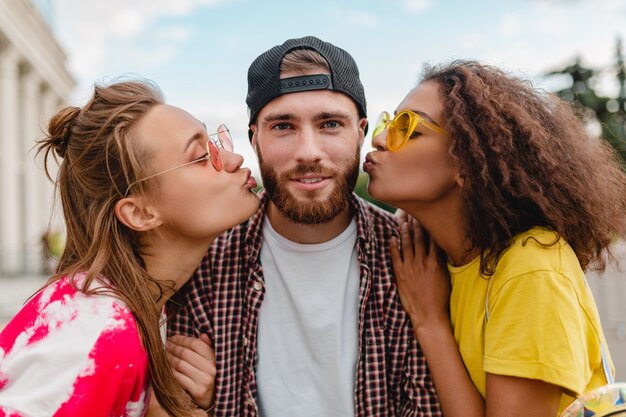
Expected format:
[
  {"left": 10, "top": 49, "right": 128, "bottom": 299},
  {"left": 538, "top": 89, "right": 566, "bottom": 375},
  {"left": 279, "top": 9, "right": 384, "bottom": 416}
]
[{"left": 164, "top": 36, "right": 441, "bottom": 417}]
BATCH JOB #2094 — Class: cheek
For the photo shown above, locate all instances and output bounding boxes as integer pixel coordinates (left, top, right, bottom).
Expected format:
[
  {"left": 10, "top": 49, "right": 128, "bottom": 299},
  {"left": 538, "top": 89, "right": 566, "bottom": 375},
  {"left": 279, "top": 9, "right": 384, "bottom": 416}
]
[{"left": 370, "top": 148, "right": 458, "bottom": 203}]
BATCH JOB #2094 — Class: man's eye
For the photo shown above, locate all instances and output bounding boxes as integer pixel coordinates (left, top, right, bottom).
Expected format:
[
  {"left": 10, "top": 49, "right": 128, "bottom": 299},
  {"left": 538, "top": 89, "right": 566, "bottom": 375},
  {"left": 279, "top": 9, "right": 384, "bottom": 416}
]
[
  {"left": 323, "top": 121, "right": 340, "bottom": 129},
  {"left": 273, "top": 123, "right": 292, "bottom": 130}
]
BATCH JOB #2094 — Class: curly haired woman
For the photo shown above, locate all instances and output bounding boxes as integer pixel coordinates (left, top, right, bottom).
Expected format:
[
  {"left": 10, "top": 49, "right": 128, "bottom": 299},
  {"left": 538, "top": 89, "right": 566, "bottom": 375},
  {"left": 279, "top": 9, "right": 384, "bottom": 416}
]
[{"left": 364, "top": 61, "right": 626, "bottom": 417}]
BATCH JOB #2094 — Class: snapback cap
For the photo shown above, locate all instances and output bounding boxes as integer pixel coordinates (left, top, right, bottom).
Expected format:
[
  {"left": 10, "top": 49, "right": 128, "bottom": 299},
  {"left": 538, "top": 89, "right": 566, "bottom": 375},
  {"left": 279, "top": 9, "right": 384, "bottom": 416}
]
[{"left": 246, "top": 36, "right": 367, "bottom": 139}]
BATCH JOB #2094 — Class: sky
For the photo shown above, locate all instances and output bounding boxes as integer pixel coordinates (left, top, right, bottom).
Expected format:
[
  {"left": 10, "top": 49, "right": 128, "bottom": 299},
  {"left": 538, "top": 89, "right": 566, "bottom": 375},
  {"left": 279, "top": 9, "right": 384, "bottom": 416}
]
[{"left": 51, "top": 0, "right": 626, "bottom": 176}]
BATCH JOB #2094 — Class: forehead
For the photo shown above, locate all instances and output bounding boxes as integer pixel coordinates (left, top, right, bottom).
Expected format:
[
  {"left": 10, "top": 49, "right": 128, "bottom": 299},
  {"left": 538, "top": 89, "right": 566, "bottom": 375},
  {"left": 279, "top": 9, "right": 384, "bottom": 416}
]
[
  {"left": 396, "top": 81, "right": 444, "bottom": 125},
  {"left": 257, "top": 89, "right": 359, "bottom": 121},
  {"left": 135, "top": 104, "right": 203, "bottom": 152}
]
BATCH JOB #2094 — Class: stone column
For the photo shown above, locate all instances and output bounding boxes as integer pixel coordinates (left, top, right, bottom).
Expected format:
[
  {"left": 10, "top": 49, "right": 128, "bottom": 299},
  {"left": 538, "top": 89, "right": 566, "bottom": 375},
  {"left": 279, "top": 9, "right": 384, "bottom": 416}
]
[
  {"left": 41, "top": 89, "right": 63, "bottom": 240},
  {"left": 21, "top": 68, "right": 43, "bottom": 273},
  {"left": 0, "top": 45, "right": 22, "bottom": 275}
]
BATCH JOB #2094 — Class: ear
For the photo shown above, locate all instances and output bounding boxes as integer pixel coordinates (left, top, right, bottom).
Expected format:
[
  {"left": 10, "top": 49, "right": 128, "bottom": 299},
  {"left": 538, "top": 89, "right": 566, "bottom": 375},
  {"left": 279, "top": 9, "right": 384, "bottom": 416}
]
[
  {"left": 250, "top": 124, "right": 259, "bottom": 152},
  {"left": 455, "top": 172, "right": 464, "bottom": 188},
  {"left": 114, "top": 196, "right": 162, "bottom": 232},
  {"left": 357, "top": 117, "right": 368, "bottom": 148}
]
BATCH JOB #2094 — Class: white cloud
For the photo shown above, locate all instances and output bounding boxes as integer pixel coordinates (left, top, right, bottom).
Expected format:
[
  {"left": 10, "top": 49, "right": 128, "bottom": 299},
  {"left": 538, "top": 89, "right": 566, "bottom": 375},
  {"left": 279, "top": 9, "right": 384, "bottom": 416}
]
[
  {"left": 346, "top": 11, "right": 379, "bottom": 27},
  {"left": 498, "top": 13, "right": 522, "bottom": 37},
  {"left": 404, "top": 0, "right": 432, "bottom": 13},
  {"left": 328, "top": 7, "right": 379, "bottom": 27},
  {"left": 458, "top": 33, "right": 488, "bottom": 51},
  {"left": 54, "top": 0, "right": 228, "bottom": 94},
  {"left": 156, "top": 26, "right": 193, "bottom": 43}
]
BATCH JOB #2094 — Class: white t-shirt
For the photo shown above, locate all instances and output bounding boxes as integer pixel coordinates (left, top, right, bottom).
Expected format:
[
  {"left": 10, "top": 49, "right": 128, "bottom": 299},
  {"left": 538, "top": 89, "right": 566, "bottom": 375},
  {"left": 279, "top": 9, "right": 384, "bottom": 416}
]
[{"left": 256, "top": 218, "right": 360, "bottom": 417}]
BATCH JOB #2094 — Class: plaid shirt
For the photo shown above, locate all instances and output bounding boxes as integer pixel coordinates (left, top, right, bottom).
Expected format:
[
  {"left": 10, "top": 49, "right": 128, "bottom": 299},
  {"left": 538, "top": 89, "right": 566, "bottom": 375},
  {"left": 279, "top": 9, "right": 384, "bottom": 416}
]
[{"left": 168, "top": 192, "right": 441, "bottom": 417}]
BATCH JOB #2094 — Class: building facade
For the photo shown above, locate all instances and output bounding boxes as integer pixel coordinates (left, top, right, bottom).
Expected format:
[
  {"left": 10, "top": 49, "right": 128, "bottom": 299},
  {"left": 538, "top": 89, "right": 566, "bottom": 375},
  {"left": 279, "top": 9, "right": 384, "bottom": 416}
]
[{"left": 0, "top": 0, "right": 74, "bottom": 275}]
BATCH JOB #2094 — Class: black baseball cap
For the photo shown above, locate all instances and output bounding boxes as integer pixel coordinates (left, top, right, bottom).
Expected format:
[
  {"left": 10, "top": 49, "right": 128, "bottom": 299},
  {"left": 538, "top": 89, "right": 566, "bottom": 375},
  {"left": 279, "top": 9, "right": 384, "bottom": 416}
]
[{"left": 246, "top": 36, "right": 367, "bottom": 140}]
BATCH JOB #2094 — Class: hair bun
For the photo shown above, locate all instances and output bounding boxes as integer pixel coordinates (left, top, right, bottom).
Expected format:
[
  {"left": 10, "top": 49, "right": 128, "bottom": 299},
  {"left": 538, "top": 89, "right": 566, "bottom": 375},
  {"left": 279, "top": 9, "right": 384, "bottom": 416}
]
[{"left": 47, "top": 106, "right": 81, "bottom": 158}]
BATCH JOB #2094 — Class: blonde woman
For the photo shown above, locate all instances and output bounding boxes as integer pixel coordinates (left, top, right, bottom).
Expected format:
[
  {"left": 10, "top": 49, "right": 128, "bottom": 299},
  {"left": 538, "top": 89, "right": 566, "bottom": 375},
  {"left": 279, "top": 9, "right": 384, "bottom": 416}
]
[{"left": 0, "top": 81, "right": 259, "bottom": 417}]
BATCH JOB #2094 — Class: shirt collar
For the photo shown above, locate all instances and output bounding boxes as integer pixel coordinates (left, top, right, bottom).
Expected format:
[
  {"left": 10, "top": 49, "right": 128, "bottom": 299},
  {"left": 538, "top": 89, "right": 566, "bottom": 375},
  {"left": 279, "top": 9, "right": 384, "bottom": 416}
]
[{"left": 244, "top": 190, "right": 374, "bottom": 264}]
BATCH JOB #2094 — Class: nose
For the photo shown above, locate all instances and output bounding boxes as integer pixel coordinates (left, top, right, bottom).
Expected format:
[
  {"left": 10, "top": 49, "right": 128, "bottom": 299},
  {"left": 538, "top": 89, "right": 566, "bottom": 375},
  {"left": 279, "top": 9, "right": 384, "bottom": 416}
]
[
  {"left": 371, "top": 128, "right": 388, "bottom": 151},
  {"left": 220, "top": 148, "right": 244, "bottom": 172},
  {"left": 293, "top": 127, "right": 324, "bottom": 164}
]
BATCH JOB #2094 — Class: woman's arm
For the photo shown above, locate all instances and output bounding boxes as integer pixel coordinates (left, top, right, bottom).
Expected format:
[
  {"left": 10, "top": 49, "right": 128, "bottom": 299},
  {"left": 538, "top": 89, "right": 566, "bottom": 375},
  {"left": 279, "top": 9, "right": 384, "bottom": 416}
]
[
  {"left": 392, "top": 221, "right": 484, "bottom": 417},
  {"left": 392, "top": 221, "right": 562, "bottom": 417}
]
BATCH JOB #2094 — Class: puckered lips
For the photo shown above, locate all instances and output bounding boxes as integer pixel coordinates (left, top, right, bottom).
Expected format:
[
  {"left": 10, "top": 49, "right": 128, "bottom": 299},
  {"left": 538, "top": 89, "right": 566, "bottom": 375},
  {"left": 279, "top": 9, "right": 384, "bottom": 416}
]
[
  {"left": 241, "top": 168, "right": 257, "bottom": 189},
  {"left": 363, "top": 152, "right": 378, "bottom": 173}
]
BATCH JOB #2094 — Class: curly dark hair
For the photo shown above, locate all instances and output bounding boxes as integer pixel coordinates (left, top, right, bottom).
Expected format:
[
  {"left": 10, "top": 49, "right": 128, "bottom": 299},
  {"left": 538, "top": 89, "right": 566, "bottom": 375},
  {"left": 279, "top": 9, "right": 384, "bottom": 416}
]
[{"left": 421, "top": 61, "right": 626, "bottom": 275}]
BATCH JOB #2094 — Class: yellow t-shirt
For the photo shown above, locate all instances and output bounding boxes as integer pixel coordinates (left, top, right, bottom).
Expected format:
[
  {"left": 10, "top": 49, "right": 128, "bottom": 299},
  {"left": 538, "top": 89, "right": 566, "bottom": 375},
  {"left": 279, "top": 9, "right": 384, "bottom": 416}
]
[{"left": 448, "top": 227, "right": 613, "bottom": 414}]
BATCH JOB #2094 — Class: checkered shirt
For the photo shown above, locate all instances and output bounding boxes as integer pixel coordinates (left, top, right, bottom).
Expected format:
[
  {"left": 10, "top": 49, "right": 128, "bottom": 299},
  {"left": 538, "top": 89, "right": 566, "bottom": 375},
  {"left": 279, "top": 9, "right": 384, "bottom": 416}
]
[{"left": 167, "top": 192, "right": 442, "bottom": 416}]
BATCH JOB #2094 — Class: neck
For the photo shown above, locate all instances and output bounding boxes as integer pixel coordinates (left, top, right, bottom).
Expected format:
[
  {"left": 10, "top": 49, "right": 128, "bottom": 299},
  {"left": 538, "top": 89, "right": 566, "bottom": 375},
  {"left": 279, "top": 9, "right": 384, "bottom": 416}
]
[
  {"left": 400, "top": 190, "right": 479, "bottom": 267},
  {"left": 266, "top": 201, "right": 354, "bottom": 244},
  {"left": 141, "top": 233, "right": 215, "bottom": 308}
]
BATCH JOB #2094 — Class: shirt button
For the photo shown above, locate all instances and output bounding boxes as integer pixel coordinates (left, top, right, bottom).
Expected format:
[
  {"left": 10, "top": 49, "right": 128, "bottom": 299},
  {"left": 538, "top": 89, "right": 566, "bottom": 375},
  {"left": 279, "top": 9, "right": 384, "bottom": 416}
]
[
  {"left": 364, "top": 242, "right": 371, "bottom": 251},
  {"left": 253, "top": 280, "right": 263, "bottom": 291},
  {"left": 243, "top": 336, "right": 248, "bottom": 346}
]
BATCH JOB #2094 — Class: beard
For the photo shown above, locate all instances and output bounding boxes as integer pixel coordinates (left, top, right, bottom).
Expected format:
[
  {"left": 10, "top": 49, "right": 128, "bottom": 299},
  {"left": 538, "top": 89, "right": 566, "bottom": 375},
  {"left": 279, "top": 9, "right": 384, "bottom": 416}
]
[{"left": 258, "top": 147, "right": 361, "bottom": 225}]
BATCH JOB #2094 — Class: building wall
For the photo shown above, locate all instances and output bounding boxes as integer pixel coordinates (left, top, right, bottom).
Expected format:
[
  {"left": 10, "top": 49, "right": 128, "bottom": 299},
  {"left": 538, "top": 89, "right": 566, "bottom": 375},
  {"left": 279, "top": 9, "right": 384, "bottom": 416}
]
[
  {"left": 0, "top": 0, "right": 74, "bottom": 275},
  {"left": 586, "top": 240, "right": 626, "bottom": 380}
]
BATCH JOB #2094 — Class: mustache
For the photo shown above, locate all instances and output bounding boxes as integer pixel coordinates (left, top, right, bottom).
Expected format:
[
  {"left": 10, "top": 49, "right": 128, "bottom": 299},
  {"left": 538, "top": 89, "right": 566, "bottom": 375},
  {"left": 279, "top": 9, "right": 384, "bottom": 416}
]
[{"left": 281, "top": 164, "right": 336, "bottom": 178}]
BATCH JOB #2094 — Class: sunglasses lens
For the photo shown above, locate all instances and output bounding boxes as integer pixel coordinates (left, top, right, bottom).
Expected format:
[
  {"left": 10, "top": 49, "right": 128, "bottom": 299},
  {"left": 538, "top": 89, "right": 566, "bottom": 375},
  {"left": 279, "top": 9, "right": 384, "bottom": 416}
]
[
  {"left": 372, "top": 112, "right": 389, "bottom": 139},
  {"left": 217, "top": 124, "right": 233, "bottom": 151},
  {"left": 388, "top": 112, "right": 412, "bottom": 151},
  {"left": 207, "top": 141, "right": 223, "bottom": 171}
]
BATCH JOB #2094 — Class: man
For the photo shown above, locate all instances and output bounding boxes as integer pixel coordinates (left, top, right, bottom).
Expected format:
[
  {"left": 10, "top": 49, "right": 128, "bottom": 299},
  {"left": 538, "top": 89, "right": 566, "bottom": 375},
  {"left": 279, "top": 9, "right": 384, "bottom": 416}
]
[{"left": 166, "top": 36, "right": 441, "bottom": 417}]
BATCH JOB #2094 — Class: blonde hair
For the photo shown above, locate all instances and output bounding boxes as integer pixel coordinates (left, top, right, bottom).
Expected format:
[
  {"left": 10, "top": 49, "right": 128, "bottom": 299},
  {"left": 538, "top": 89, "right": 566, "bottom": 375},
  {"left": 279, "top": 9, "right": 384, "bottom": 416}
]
[
  {"left": 37, "top": 81, "right": 196, "bottom": 416},
  {"left": 280, "top": 48, "right": 330, "bottom": 75}
]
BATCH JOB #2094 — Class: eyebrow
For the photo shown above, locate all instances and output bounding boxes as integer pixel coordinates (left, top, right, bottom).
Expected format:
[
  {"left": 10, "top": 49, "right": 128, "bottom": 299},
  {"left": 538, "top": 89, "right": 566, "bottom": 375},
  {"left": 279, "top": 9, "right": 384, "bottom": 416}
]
[
  {"left": 184, "top": 131, "right": 205, "bottom": 152},
  {"left": 313, "top": 111, "right": 352, "bottom": 122},
  {"left": 262, "top": 111, "right": 353, "bottom": 123},
  {"left": 263, "top": 113, "right": 298, "bottom": 123},
  {"left": 395, "top": 109, "right": 442, "bottom": 128}
]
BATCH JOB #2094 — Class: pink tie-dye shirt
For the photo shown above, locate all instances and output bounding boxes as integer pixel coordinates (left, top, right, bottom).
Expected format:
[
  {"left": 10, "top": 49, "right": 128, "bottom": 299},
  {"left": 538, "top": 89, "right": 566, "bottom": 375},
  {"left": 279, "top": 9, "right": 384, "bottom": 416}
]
[{"left": 0, "top": 273, "right": 150, "bottom": 417}]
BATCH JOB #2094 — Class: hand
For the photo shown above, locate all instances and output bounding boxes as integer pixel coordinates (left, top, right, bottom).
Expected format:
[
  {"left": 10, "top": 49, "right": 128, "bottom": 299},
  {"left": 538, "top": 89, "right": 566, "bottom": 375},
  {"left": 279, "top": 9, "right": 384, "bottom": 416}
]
[
  {"left": 390, "top": 219, "right": 451, "bottom": 336},
  {"left": 393, "top": 208, "right": 409, "bottom": 225},
  {"left": 166, "top": 334, "right": 216, "bottom": 410}
]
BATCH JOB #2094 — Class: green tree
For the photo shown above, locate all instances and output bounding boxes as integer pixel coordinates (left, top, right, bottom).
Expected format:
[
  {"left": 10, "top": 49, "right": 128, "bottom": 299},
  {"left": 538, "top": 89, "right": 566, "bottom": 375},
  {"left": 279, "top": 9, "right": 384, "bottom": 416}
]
[{"left": 546, "top": 38, "right": 626, "bottom": 167}]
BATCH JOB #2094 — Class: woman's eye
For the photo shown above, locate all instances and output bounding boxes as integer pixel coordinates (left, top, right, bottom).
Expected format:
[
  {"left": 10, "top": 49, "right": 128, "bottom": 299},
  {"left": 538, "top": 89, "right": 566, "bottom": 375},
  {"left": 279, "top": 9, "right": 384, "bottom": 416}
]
[
  {"left": 193, "top": 153, "right": 209, "bottom": 163},
  {"left": 409, "top": 130, "right": 422, "bottom": 139}
]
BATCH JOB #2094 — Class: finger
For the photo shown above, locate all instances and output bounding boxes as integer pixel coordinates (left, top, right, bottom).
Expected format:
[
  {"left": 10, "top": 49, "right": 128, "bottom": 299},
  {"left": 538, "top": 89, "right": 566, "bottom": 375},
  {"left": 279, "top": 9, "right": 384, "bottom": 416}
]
[
  {"left": 199, "top": 333, "right": 213, "bottom": 347},
  {"left": 411, "top": 222, "right": 428, "bottom": 260},
  {"left": 427, "top": 229, "right": 438, "bottom": 259},
  {"left": 390, "top": 236, "right": 402, "bottom": 267},
  {"left": 168, "top": 336, "right": 215, "bottom": 360},
  {"left": 166, "top": 341, "right": 215, "bottom": 374},
  {"left": 167, "top": 351, "right": 215, "bottom": 387},
  {"left": 172, "top": 368, "right": 213, "bottom": 407},
  {"left": 410, "top": 215, "right": 420, "bottom": 231},
  {"left": 394, "top": 208, "right": 408, "bottom": 225},
  {"left": 400, "top": 222, "right": 416, "bottom": 261}
]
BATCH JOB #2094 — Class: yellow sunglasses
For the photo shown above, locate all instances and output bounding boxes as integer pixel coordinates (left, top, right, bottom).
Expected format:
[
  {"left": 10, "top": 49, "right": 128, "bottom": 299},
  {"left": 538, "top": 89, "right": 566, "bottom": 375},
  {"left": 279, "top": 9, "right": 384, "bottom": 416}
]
[{"left": 372, "top": 110, "right": 445, "bottom": 151}]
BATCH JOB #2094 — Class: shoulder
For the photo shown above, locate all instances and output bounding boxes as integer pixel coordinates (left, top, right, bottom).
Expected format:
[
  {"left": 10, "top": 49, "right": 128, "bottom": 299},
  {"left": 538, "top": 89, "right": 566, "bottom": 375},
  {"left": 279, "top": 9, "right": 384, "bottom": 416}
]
[
  {"left": 495, "top": 227, "right": 578, "bottom": 278},
  {"left": 352, "top": 195, "right": 399, "bottom": 242},
  {"left": 489, "top": 228, "right": 587, "bottom": 303},
  {"left": 0, "top": 276, "right": 147, "bottom": 412}
]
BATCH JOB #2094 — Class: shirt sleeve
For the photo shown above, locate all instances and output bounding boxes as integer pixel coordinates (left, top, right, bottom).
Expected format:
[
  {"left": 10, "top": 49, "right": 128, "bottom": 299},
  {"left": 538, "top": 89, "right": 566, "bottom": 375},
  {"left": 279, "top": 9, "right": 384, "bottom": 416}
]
[
  {"left": 0, "top": 298, "right": 149, "bottom": 417},
  {"left": 483, "top": 270, "right": 600, "bottom": 395},
  {"left": 167, "top": 261, "right": 214, "bottom": 339}
]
